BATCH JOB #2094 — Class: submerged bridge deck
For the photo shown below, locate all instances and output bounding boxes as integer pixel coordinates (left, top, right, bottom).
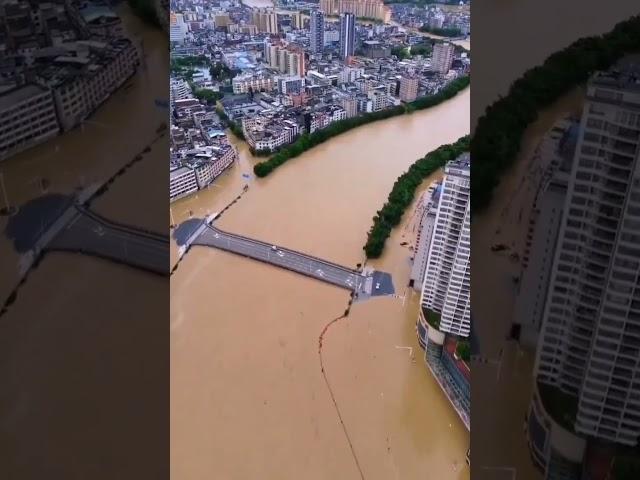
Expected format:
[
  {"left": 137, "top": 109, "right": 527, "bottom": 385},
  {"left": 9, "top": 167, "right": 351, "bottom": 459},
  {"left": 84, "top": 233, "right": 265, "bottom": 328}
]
[
  {"left": 46, "top": 205, "right": 168, "bottom": 275},
  {"left": 191, "top": 223, "right": 367, "bottom": 292}
]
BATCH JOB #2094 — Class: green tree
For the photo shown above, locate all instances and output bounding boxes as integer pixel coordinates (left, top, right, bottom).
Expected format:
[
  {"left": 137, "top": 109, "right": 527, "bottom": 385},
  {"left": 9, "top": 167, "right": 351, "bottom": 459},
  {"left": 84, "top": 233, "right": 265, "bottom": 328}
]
[
  {"left": 420, "top": 26, "right": 462, "bottom": 37},
  {"left": 472, "top": 15, "right": 640, "bottom": 213}
]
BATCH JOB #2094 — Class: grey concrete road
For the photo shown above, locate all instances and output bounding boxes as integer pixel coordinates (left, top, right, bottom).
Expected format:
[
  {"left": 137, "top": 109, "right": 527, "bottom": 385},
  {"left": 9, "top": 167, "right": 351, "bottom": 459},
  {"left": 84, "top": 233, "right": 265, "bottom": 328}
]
[
  {"left": 48, "top": 207, "right": 168, "bottom": 275},
  {"left": 194, "top": 225, "right": 366, "bottom": 292}
]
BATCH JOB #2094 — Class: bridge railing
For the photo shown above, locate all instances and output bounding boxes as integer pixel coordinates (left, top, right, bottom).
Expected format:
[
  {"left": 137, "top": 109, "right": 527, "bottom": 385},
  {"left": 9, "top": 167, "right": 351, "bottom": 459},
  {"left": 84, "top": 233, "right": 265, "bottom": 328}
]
[
  {"left": 202, "top": 225, "right": 362, "bottom": 276},
  {"left": 202, "top": 239, "right": 355, "bottom": 291},
  {"left": 77, "top": 206, "right": 168, "bottom": 243}
]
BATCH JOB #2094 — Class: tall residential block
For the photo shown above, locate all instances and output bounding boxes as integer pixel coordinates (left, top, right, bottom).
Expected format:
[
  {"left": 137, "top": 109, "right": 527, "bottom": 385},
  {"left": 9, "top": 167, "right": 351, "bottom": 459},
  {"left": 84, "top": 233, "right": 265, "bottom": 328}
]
[
  {"left": 534, "top": 62, "right": 640, "bottom": 447},
  {"left": 309, "top": 10, "right": 324, "bottom": 54},
  {"left": 421, "top": 153, "right": 471, "bottom": 337},
  {"left": 432, "top": 42, "right": 455, "bottom": 74},
  {"left": 399, "top": 75, "right": 419, "bottom": 102},
  {"left": 339, "top": 12, "right": 355, "bottom": 60}
]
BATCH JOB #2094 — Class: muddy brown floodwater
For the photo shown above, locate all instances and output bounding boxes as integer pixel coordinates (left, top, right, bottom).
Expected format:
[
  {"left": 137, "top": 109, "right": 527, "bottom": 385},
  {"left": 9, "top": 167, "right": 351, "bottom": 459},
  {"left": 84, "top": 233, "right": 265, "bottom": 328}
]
[
  {"left": 471, "top": 2, "right": 638, "bottom": 478},
  {"left": 170, "top": 84, "right": 470, "bottom": 477},
  {"left": 471, "top": 88, "right": 585, "bottom": 480},
  {"left": 0, "top": 6, "right": 169, "bottom": 479}
]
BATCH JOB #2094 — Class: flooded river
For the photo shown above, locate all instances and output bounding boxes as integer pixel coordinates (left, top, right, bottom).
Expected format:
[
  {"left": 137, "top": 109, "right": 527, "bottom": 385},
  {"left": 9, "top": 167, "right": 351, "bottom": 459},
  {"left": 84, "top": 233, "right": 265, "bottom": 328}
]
[
  {"left": 170, "top": 81, "right": 470, "bottom": 479},
  {"left": 0, "top": 6, "right": 169, "bottom": 479},
  {"left": 471, "top": 1, "right": 637, "bottom": 478}
]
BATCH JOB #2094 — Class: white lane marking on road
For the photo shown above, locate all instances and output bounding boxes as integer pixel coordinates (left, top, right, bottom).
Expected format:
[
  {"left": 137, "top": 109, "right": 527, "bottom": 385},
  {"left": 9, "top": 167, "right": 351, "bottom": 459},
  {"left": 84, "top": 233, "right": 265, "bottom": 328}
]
[{"left": 65, "top": 213, "right": 81, "bottom": 230}]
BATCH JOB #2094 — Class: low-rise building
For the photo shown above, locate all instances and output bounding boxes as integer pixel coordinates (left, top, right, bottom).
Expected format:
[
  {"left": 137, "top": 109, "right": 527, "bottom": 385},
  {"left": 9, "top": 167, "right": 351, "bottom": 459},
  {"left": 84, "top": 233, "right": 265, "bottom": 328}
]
[
  {"left": 232, "top": 72, "right": 275, "bottom": 94},
  {"left": 0, "top": 84, "right": 59, "bottom": 160},
  {"left": 170, "top": 165, "right": 198, "bottom": 201},
  {"left": 242, "top": 112, "right": 301, "bottom": 152}
]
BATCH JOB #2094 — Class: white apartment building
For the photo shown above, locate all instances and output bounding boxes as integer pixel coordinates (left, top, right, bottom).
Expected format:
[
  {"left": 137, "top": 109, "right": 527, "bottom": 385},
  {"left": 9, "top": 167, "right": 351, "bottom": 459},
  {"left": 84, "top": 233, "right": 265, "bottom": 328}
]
[
  {"left": 409, "top": 182, "right": 441, "bottom": 290},
  {"left": 432, "top": 42, "right": 455, "bottom": 74},
  {"left": 170, "top": 23, "right": 187, "bottom": 43},
  {"left": 0, "top": 85, "right": 59, "bottom": 160},
  {"left": 170, "top": 77, "right": 192, "bottom": 103},
  {"left": 368, "top": 89, "right": 389, "bottom": 111},
  {"left": 338, "top": 66, "right": 364, "bottom": 84},
  {"left": 267, "top": 43, "right": 306, "bottom": 77},
  {"left": 48, "top": 39, "right": 139, "bottom": 131},
  {"left": 513, "top": 119, "right": 577, "bottom": 349},
  {"left": 534, "top": 64, "right": 640, "bottom": 447},
  {"left": 232, "top": 73, "right": 274, "bottom": 94},
  {"left": 242, "top": 116, "right": 300, "bottom": 151},
  {"left": 170, "top": 166, "right": 198, "bottom": 201},
  {"left": 277, "top": 76, "right": 304, "bottom": 95},
  {"left": 189, "top": 146, "right": 236, "bottom": 188},
  {"left": 421, "top": 153, "right": 471, "bottom": 337}
]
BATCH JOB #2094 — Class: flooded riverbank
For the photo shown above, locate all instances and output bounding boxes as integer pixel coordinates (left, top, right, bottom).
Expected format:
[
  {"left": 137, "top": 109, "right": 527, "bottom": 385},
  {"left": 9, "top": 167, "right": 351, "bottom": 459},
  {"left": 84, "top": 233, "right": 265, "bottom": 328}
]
[
  {"left": 471, "top": 89, "right": 585, "bottom": 480},
  {"left": 0, "top": 6, "right": 170, "bottom": 478},
  {"left": 171, "top": 79, "right": 469, "bottom": 477}
]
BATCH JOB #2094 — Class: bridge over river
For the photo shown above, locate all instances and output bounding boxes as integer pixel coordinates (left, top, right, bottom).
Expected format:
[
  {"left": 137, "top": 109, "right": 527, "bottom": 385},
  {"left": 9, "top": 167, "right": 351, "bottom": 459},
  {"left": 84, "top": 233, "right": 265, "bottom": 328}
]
[
  {"left": 9, "top": 191, "right": 392, "bottom": 298},
  {"left": 45, "top": 205, "right": 168, "bottom": 275},
  {"left": 177, "top": 216, "right": 392, "bottom": 298}
]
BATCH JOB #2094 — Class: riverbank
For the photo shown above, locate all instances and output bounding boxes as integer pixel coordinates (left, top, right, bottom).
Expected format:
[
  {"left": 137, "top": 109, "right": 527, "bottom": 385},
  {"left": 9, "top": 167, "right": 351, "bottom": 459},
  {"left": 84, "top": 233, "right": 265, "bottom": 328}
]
[
  {"left": 364, "top": 135, "right": 469, "bottom": 258},
  {"left": 170, "top": 84, "right": 469, "bottom": 478},
  {"left": 254, "top": 75, "right": 469, "bottom": 177},
  {"left": 472, "top": 14, "right": 640, "bottom": 212}
]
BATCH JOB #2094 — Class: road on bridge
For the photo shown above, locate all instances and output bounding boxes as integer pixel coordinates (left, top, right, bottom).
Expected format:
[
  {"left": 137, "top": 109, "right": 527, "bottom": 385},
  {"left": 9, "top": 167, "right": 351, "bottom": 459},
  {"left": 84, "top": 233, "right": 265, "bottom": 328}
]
[
  {"left": 193, "top": 225, "right": 366, "bottom": 292},
  {"left": 48, "top": 206, "right": 168, "bottom": 275}
]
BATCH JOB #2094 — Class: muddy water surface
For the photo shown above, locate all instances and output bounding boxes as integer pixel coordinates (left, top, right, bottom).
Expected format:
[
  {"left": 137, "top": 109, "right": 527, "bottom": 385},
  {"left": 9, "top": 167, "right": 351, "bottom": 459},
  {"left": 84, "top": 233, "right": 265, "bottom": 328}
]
[
  {"left": 0, "top": 7, "right": 169, "bottom": 479},
  {"left": 171, "top": 87, "right": 470, "bottom": 478}
]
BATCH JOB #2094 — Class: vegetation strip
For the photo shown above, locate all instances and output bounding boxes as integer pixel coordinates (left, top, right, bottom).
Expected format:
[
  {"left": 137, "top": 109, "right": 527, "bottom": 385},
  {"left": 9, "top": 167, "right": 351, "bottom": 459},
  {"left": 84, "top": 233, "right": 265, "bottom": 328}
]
[
  {"left": 471, "top": 15, "right": 640, "bottom": 213},
  {"left": 253, "top": 75, "right": 469, "bottom": 177},
  {"left": 363, "top": 135, "right": 469, "bottom": 258}
]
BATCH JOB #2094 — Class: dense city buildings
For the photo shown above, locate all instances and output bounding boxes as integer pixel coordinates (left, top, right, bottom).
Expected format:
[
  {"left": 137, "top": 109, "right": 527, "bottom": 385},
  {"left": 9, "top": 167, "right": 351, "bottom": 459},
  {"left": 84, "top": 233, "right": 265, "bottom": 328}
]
[
  {"left": 320, "top": 0, "right": 391, "bottom": 23},
  {"left": 169, "top": 60, "right": 237, "bottom": 201},
  {"left": 390, "top": 3, "right": 470, "bottom": 37},
  {"left": 0, "top": 0, "right": 139, "bottom": 160},
  {"left": 524, "top": 61, "right": 640, "bottom": 478},
  {"left": 338, "top": 13, "right": 355, "bottom": 60},
  {"left": 167, "top": 0, "right": 472, "bottom": 475}
]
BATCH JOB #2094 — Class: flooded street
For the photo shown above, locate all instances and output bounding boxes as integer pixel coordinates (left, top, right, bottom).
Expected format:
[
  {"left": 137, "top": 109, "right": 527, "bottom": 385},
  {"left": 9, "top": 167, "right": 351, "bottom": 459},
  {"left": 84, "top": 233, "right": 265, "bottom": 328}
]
[
  {"left": 0, "top": 4, "right": 168, "bottom": 299},
  {"left": 170, "top": 84, "right": 470, "bottom": 478},
  {"left": 0, "top": 7, "right": 169, "bottom": 479}
]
